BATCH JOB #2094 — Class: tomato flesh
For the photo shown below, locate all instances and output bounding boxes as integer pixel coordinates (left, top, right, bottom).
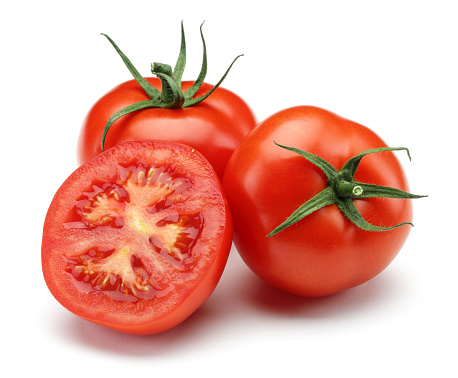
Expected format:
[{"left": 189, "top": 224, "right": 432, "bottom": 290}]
[{"left": 42, "top": 140, "right": 232, "bottom": 334}]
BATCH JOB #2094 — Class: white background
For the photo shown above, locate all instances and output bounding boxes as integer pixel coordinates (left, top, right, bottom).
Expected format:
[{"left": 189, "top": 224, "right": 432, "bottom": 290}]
[{"left": 2, "top": 0, "right": 457, "bottom": 376}]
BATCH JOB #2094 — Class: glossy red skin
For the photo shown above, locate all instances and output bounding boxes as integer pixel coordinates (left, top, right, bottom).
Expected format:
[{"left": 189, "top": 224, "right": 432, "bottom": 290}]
[
  {"left": 77, "top": 78, "right": 257, "bottom": 178},
  {"left": 42, "top": 140, "right": 233, "bottom": 335},
  {"left": 223, "top": 106, "right": 413, "bottom": 297}
]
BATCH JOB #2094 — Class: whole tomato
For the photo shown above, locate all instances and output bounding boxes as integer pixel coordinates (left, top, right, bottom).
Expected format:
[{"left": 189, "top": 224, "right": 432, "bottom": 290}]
[
  {"left": 223, "top": 106, "right": 424, "bottom": 297},
  {"left": 77, "top": 24, "right": 256, "bottom": 179}
]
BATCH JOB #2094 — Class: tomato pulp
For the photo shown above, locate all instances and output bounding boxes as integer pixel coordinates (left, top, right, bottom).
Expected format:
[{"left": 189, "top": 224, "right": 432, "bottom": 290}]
[
  {"left": 43, "top": 140, "right": 232, "bottom": 334},
  {"left": 77, "top": 79, "right": 256, "bottom": 179},
  {"left": 223, "top": 106, "right": 415, "bottom": 297}
]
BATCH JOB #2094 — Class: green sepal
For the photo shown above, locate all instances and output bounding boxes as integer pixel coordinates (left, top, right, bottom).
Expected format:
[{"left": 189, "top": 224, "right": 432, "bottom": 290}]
[
  {"left": 273, "top": 142, "right": 338, "bottom": 181},
  {"left": 267, "top": 187, "right": 336, "bottom": 237},
  {"left": 183, "top": 54, "right": 243, "bottom": 107},
  {"left": 184, "top": 22, "right": 207, "bottom": 100},
  {"left": 355, "top": 182, "right": 426, "bottom": 200},
  {"left": 267, "top": 143, "right": 426, "bottom": 237},
  {"left": 173, "top": 21, "right": 186, "bottom": 85},
  {"left": 101, "top": 100, "right": 161, "bottom": 150},
  {"left": 340, "top": 147, "right": 411, "bottom": 181},
  {"left": 335, "top": 198, "right": 414, "bottom": 231},
  {"left": 101, "top": 34, "right": 161, "bottom": 102}
]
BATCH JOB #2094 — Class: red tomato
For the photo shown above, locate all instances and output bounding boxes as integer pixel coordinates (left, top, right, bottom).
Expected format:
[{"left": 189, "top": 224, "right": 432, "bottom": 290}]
[
  {"left": 223, "top": 106, "right": 418, "bottom": 297},
  {"left": 77, "top": 79, "right": 256, "bottom": 179},
  {"left": 42, "top": 140, "right": 232, "bottom": 335}
]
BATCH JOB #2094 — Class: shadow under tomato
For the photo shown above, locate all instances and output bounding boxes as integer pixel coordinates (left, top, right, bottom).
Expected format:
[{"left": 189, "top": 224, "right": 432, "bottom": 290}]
[
  {"left": 237, "top": 264, "right": 406, "bottom": 320},
  {"left": 57, "top": 301, "right": 220, "bottom": 357}
]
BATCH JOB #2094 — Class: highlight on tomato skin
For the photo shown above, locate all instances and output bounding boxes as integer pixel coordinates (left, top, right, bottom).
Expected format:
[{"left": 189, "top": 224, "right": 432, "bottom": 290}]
[{"left": 42, "top": 140, "right": 233, "bottom": 335}]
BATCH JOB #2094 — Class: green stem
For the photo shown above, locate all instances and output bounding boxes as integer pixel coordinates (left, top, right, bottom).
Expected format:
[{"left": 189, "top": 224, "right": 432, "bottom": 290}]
[
  {"left": 151, "top": 63, "right": 184, "bottom": 107},
  {"left": 334, "top": 180, "right": 360, "bottom": 198}
]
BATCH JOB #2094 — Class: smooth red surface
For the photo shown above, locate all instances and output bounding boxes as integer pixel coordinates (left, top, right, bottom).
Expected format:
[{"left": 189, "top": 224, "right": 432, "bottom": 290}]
[
  {"left": 77, "top": 78, "right": 257, "bottom": 179},
  {"left": 42, "top": 140, "right": 232, "bottom": 334},
  {"left": 223, "top": 106, "right": 413, "bottom": 297}
]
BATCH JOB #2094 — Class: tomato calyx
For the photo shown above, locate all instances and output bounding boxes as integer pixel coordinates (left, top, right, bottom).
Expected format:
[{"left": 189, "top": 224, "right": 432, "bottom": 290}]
[
  {"left": 100, "top": 22, "right": 243, "bottom": 151},
  {"left": 267, "top": 143, "right": 427, "bottom": 237}
]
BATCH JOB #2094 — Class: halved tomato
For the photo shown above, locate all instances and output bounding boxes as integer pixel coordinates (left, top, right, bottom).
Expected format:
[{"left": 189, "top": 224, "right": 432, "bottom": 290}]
[{"left": 42, "top": 140, "right": 232, "bottom": 335}]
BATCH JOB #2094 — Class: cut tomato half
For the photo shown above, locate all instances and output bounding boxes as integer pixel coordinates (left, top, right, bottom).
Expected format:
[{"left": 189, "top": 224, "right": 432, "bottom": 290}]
[{"left": 42, "top": 140, "right": 232, "bottom": 335}]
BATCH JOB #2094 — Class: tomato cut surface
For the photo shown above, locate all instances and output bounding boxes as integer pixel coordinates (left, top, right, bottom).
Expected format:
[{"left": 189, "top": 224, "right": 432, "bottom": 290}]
[{"left": 42, "top": 140, "right": 232, "bottom": 335}]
